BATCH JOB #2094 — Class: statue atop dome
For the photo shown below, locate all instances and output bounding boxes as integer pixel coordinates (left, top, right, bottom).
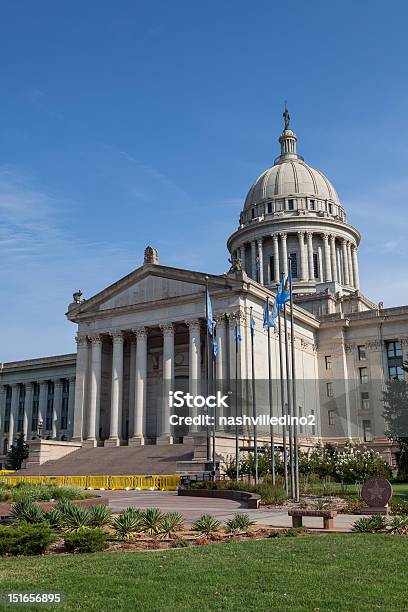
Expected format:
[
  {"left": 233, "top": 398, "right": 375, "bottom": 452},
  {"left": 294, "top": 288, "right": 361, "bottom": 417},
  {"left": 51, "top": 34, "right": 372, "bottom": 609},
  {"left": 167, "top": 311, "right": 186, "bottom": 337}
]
[{"left": 283, "top": 104, "right": 290, "bottom": 130}]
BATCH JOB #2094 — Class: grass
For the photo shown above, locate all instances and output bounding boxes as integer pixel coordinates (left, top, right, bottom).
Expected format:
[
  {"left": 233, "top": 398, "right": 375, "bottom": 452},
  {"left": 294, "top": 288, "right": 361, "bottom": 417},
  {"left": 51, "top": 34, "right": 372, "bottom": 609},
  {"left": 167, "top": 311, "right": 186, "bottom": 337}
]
[
  {"left": 392, "top": 482, "right": 408, "bottom": 500},
  {"left": 0, "top": 535, "right": 406, "bottom": 611}
]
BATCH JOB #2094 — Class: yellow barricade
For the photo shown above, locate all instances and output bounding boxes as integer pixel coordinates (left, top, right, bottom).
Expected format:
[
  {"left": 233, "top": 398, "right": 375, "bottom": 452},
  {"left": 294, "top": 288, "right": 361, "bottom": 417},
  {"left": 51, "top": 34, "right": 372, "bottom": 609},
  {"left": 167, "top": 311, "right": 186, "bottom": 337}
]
[
  {"left": 88, "top": 476, "right": 110, "bottom": 490},
  {"left": 64, "top": 476, "right": 88, "bottom": 489},
  {"left": 2, "top": 473, "right": 181, "bottom": 490},
  {"left": 109, "top": 475, "right": 134, "bottom": 490}
]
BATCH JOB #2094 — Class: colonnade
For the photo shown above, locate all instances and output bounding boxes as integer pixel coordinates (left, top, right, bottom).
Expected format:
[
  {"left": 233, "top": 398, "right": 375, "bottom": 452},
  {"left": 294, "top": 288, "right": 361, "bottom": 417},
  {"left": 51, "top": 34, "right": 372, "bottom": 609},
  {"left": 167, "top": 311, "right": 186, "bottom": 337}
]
[{"left": 237, "top": 231, "right": 360, "bottom": 289}]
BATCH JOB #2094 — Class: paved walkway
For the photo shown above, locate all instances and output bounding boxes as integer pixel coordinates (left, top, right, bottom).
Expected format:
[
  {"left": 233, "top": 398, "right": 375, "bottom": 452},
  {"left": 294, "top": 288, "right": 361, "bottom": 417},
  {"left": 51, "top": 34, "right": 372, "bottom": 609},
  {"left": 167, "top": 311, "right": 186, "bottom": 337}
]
[{"left": 99, "top": 491, "right": 359, "bottom": 531}]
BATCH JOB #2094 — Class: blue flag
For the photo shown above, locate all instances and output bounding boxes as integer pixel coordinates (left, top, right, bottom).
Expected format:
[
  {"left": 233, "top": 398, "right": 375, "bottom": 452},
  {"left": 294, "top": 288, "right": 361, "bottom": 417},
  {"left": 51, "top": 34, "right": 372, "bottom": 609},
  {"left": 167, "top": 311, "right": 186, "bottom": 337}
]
[
  {"left": 255, "top": 256, "right": 260, "bottom": 271},
  {"left": 277, "top": 272, "right": 291, "bottom": 307},
  {"left": 250, "top": 312, "right": 255, "bottom": 337},
  {"left": 233, "top": 323, "right": 242, "bottom": 343},
  {"left": 212, "top": 323, "right": 218, "bottom": 357},
  {"left": 206, "top": 289, "right": 213, "bottom": 335},
  {"left": 263, "top": 300, "right": 278, "bottom": 329},
  {"left": 270, "top": 299, "right": 278, "bottom": 327}
]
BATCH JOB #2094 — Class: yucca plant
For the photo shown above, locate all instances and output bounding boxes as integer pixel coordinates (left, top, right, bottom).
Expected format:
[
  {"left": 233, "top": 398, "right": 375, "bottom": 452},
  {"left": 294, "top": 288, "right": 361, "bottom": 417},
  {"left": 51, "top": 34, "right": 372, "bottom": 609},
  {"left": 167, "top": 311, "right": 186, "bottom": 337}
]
[
  {"left": 45, "top": 507, "right": 64, "bottom": 530},
  {"left": 10, "top": 499, "right": 45, "bottom": 524},
  {"left": 192, "top": 514, "right": 221, "bottom": 535},
  {"left": 141, "top": 508, "right": 165, "bottom": 535},
  {"left": 87, "top": 505, "right": 112, "bottom": 528},
  {"left": 352, "top": 515, "right": 386, "bottom": 533},
  {"left": 225, "top": 513, "right": 255, "bottom": 534},
  {"left": 159, "top": 513, "right": 185, "bottom": 539},
  {"left": 57, "top": 501, "right": 91, "bottom": 531},
  {"left": 112, "top": 509, "right": 144, "bottom": 541},
  {"left": 388, "top": 515, "right": 408, "bottom": 535},
  {"left": 314, "top": 500, "right": 330, "bottom": 510}
]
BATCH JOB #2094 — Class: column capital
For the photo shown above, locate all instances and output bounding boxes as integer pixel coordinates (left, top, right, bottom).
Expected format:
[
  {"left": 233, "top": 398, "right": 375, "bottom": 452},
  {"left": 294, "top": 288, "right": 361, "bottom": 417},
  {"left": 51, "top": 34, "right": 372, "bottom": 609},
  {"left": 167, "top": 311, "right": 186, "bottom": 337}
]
[
  {"left": 279, "top": 232, "right": 287, "bottom": 240},
  {"left": 160, "top": 322, "right": 174, "bottom": 336},
  {"left": 231, "top": 310, "right": 246, "bottom": 323},
  {"left": 53, "top": 378, "right": 64, "bottom": 387},
  {"left": 89, "top": 334, "right": 103, "bottom": 345},
  {"left": 322, "top": 232, "right": 329, "bottom": 242},
  {"left": 110, "top": 330, "right": 124, "bottom": 343},
  {"left": 272, "top": 233, "right": 279, "bottom": 241},
  {"left": 306, "top": 231, "right": 313, "bottom": 238},
  {"left": 214, "top": 313, "right": 227, "bottom": 326},
  {"left": 75, "top": 334, "right": 89, "bottom": 347},
  {"left": 341, "top": 238, "right": 347, "bottom": 246},
  {"left": 133, "top": 326, "right": 147, "bottom": 340},
  {"left": 298, "top": 230, "right": 305, "bottom": 238},
  {"left": 257, "top": 237, "right": 264, "bottom": 246}
]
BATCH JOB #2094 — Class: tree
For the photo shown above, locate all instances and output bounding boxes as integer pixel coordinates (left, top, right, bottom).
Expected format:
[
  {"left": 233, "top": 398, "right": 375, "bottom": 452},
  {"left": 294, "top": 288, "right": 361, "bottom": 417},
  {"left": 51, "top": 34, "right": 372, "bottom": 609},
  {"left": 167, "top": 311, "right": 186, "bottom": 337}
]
[
  {"left": 5, "top": 432, "right": 29, "bottom": 470},
  {"left": 382, "top": 360, "right": 408, "bottom": 481}
]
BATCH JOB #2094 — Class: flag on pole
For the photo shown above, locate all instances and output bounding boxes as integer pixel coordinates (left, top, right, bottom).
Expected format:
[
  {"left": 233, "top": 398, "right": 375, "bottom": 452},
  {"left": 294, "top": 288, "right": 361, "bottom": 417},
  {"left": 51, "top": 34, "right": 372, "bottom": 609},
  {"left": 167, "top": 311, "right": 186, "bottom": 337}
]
[
  {"left": 250, "top": 310, "right": 255, "bottom": 337},
  {"left": 206, "top": 289, "right": 214, "bottom": 335},
  {"left": 277, "top": 272, "right": 291, "bottom": 307},
  {"left": 212, "top": 322, "right": 218, "bottom": 357},
  {"left": 255, "top": 256, "right": 260, "bottom": 271},
  {"left": 234, "top": 323, "right": 242, "bottom": 343}
]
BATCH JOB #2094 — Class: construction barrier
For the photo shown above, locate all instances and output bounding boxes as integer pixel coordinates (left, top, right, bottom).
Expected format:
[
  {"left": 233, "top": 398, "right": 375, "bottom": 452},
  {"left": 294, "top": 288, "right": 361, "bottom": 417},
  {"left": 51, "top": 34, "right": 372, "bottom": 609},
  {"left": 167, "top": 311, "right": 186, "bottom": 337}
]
[
  {"left": 0, "top": 470, "right": 15, "bottom": 476},
  {"left": 2, "top": 474, "right": 181, "bottom": 491}
]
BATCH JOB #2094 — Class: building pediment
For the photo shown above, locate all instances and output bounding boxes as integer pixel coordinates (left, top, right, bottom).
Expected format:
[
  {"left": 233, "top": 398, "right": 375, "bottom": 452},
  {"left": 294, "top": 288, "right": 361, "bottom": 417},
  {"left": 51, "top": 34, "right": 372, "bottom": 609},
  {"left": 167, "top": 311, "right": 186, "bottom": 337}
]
[{"left": 66, "top": 263, "right": 243, "bottom": 321}]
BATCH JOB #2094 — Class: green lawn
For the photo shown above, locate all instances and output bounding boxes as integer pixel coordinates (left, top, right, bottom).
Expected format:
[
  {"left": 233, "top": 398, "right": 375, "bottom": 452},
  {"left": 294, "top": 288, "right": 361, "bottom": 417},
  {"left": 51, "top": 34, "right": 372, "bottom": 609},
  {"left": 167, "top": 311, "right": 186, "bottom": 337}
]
[
  {"left": 0, "top": 535, "right": 407, "bottom": 611},
  {"left": 392, "top": 482, "right": 408, "bottom": 500}
]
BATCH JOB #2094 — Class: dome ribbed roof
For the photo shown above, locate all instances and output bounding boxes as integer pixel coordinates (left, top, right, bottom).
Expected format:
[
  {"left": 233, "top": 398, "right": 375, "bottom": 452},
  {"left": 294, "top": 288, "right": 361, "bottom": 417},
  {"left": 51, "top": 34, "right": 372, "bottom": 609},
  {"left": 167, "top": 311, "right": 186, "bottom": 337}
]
[{"left": 244, "top": 158, "right": 340, "bottom": 209}]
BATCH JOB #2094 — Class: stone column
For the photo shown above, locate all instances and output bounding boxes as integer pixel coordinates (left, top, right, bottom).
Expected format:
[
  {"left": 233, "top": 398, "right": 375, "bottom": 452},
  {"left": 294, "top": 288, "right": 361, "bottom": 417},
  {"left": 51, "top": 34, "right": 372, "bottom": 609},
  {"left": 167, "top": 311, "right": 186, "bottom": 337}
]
[
  {"left": 128, "top": 339, "right": 136, "bottom": 441},
  {"left": 251, "top": 241, "right": 257, "bottom": 280},
  {"left": 129, "top": 327, "right": 147, "bottom": 446},
  {"left": 215, "top": 315, "right": 227, "bottom": 383},
  {"left": 351, "top": 245, "right": 360, "bottom": 290},
  {"left": 330, "top": 235, "right": 338, "bottom": 282},
  {"left": 72, "top": 335, "right": 89, "bottom": 441},
  {"left": 257, "top": 238, "right": 264, "bottom": 284},
  {"left": 158, "top": 323, "right": 174, "bottom": 444},
  {"left": 185, "top": 319, "right": 201, "bottom": 434},
  {"left": 0, "top": 386, "right": 5, "bottom": 436},
  {"left": 342, "top": 239, "right": 350, "bottom": 285},
  {"left": 68, "top": 377, "right": 76, "bottom": 439},
  {"left": 87, "top": 335, "right": 102, "bottom": 445},
  {"left": 298, "top": 231, "right": 307, "bottom": 281},
  {"left": 38, "top": 380, "right": 48, "bottom": 433},
  {"left": 8, "top": 384, "right": 19, "bottom": 445},
  {"left": 239, "top": 245, "right": 246, "bottom": 273},
  {"left": 106, "top": 331, "right": 124, "bottom": 446},
  {"left": 51, "top": 380, "right": 62, "bottom": 439},
  {"left": 322, "top": 233, "right": 332, "bottom": 282},
  {"left": 272, "top": 234, "right": 280, "bottom": 282},
  {"left": 347, "top": 242, "right": 354, "bottom": 287},
  {"left": 307, "top": 232, "right": 314, "bottom": 281},
  {"left": 23, "top": 383, "right": 33, "bottom": 439},
  {"left": 280, "top": 232, "right": 288, "bottom": 276}
]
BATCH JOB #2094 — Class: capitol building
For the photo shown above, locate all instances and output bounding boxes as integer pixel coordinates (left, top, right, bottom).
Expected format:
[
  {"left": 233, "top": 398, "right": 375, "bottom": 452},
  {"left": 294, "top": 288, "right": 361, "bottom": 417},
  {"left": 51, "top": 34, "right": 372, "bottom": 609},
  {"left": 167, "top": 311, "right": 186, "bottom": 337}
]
[{"left": 1, "top": 112, "right": 407, "bottom": 472}]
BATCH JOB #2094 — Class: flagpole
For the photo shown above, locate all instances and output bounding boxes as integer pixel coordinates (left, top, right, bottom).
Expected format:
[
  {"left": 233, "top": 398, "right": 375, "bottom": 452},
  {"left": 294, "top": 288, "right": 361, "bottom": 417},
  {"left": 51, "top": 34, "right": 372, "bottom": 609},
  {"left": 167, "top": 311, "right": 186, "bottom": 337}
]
[
  {"left": 212, "top": 325, "right": 217, "bottom": 477},
  {"left": 288, "top": 262, "right": 299, "bottom": 502},
  {"left": 277, "top": 279, "right": 288, "bottom": 494},
  {"left": 235, "top": 320, "right": 239, "bottom": 481},
  {"left": 250, "top": 306, "right": 258, "bottom": 485},
  {"left": 205, "top": 276, "right": 211, "bottom": 463},
  {"left": 266, "top": 296, "right": 276, "bottom": 485},
  {"left": 283, "top": 285, "right": 295, "bottom": 500}
]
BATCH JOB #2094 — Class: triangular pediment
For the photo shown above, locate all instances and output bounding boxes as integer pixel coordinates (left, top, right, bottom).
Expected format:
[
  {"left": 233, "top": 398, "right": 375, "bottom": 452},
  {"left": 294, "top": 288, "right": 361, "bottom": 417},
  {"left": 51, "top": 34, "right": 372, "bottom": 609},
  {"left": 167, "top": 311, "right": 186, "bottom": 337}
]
[{"left": 67, "top": 264, "right": 243, "bottom": 320}]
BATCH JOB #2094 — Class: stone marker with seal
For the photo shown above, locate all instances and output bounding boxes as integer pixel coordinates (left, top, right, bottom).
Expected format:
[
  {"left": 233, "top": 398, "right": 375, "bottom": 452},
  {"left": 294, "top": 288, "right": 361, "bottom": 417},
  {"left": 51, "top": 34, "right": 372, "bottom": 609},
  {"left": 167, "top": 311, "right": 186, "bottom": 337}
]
[{"left": 361, "top": 476, "right": 392, "bottom": 515}]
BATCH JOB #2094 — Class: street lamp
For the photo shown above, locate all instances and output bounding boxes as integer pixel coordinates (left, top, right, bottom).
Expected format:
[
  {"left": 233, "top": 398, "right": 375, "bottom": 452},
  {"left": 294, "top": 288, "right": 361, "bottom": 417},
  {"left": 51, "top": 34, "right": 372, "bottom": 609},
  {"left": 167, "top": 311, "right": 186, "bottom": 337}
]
[{"left": 37, "top": 418, "right": 43, "bottom": 439}]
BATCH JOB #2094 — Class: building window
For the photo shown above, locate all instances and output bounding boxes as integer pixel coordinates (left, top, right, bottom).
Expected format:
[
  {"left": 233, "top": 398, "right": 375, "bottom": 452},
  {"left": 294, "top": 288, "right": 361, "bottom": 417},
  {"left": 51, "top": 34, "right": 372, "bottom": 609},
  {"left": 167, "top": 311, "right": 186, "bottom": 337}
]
[
  {"left": 326, "top": 382, "right": 334, "bottom": 397},
  {"left": 269, "top": 255, "right": 275, "bottom": 282},
  {"left": 361, "top": 391, "right": 370, "bottom": 411},
  {"left": 309, "top": 199, "right": 316, "bottom": 211},
  {"left": 61, "top": 379, "right": 69, "bottom": 431},
  {"left": 251, "top": 208, "right": 255, "bottom": 219},
  {"left": 328, "top": 203, "right": 333, "bottom": 214},
  {"left": 362, "top": 420, "right": 372, "bottom": 442},
  {"left": 313, "top": 252, "right": 319, "bottom": 279},
  {"left": 325, "top": 355, "right": 332, "bottom": 370},
  {"left": 289, "top": 253, "right": 298, "bottom": 277},
  {"left": 31, "top": 383, "right": 39, "bottom": 432},
  {"left": 45, "top": 381, "right": 54, "bottom": 431},
  {"left": 389, "top": 366, "right": 404, "bottom": 381},
  {"left": 358, "top": 345, "right": 366, "bottom": 361},
  {"left": 359, "top": 367, "right": 368, "bottom": 384},
  {"left": 4, "top": 386, "right": 11, "bottom": 433},
  {"left": 386, "top": 340, "right": 402, "bottom": 358},
  {"left": 328, "top": 410, "right": 335, "bottom": 426},
  {"left": 288, "top": 199, "right": 295, "bottom": 211},
  {"left": 310, "top": 409, "right": 316, "bottom": 436},
  {"left": 17, "top": 385, "right": 25, "bottom": 433},
  {"left": 267, "top": 202, "right": 272, "bottom": 214}
]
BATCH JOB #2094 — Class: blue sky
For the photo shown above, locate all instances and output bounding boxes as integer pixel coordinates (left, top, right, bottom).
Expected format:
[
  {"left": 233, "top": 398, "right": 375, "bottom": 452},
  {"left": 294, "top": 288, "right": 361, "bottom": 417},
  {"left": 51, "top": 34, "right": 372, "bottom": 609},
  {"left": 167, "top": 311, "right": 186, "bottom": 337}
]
[{"left": 1, "top": 0, "right": 408, "bottom": 361}]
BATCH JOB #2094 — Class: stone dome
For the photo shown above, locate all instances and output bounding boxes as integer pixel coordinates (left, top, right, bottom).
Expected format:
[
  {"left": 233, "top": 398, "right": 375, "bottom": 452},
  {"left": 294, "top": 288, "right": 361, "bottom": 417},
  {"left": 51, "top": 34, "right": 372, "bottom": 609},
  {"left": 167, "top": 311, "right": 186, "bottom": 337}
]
[{"left": 244, "top": 158, "right": 340, "bottom": 210}]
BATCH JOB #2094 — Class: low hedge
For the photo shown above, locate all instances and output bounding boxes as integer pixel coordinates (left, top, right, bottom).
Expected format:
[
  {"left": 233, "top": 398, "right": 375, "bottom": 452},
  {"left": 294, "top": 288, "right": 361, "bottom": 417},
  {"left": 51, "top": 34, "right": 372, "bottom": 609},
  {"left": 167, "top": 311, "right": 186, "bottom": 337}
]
[
  {"left": 64, "top": 527, "right": 108, "bottom": 553},
  {"left": 0, "top": 524, "right": 56, "bottom": 556}
]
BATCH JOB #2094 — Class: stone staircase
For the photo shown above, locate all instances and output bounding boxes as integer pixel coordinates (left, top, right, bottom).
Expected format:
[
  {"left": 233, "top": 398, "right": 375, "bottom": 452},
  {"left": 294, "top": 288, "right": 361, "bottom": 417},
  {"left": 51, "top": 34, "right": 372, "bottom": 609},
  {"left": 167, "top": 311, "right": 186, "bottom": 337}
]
[{"left": 17, "top": 443, "right": 195, "bottom": 476}]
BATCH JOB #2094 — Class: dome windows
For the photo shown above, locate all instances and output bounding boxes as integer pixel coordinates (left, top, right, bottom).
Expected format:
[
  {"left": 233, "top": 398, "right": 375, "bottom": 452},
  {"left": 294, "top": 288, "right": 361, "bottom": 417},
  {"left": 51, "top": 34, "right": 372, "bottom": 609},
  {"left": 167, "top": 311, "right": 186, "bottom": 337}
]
[
  {"left": 309, "top": 199, "right": 316, "bottom": 211},
  {"left": 288, "top": 199, "right": 295, "bottom": 211}
]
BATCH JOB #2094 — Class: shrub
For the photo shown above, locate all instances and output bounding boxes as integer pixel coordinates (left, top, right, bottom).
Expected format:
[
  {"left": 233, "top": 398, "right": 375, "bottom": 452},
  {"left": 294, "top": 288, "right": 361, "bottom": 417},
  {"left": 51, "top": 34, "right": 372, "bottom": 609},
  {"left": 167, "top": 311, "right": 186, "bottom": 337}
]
[
  {"left": 388, "top": 515, "right": 408, "bottom": 535},
  {"left": 314, "top": 500, "right": 329, "bottom": 510},
  {"left": 0, "top": 524, "right": 56, "bottom": 556},
  {"left": 45, "top": 508, "right": 64, "bottom": 531},
  {"left": 339, "top": 496, "right": 365, "bottom": 514},
  {"left": 172, "top": 537, "right": 189, "bottom": 548},
  {"left": 0, "top": 490, "right": 11, "bottom": 502},
  {"left": 391, "top": 500, "right": 408, "bottom": 515},
  {"left": 141, "top": 508, "right": 165, "bottom": 535},
  {"left": 57, "top": 501, "right": 91, "bottom": 531},
  {"left": 160, "top": 513, "right": 184, "bottom": 539},
  {"left": 10, "top": 499, "right": 45, "bottom": 524},
  {"left": 87, "top": 504, "right": 112, "bottom": 528},
  {"left": 64, "top": 527, "right": 108, "bottom": 553},
  {"left": 112, "top": 508, "right": 144, "bottom": 540},
  {"left": 225, "top": 513, "right": 255, "bottom": 534},
  {"left": 352, "top": 515, "right": 387, "bottom": 533},
  {"left": 192, "top": 514, "right": 221, "bottom": 535}
]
